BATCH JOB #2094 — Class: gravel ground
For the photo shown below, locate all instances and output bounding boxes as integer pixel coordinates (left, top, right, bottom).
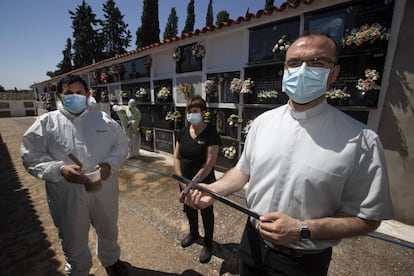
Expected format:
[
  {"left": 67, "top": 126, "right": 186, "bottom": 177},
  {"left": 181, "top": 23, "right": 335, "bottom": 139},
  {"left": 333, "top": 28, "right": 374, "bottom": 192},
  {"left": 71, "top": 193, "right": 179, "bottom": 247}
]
[{"left": 1, "top": 116, "right": 413, "bottom": 276}]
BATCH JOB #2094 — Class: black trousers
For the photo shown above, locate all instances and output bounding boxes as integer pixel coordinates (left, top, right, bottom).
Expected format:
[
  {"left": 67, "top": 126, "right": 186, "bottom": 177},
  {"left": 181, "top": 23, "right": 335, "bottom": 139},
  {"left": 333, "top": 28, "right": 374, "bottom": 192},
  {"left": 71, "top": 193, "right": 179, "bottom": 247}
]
[
  {"left": 183, "top": 204, "right": 214, "bottom": 247},
  {"left": 238, "top": 219, "right": 332, "bottom": 276}
]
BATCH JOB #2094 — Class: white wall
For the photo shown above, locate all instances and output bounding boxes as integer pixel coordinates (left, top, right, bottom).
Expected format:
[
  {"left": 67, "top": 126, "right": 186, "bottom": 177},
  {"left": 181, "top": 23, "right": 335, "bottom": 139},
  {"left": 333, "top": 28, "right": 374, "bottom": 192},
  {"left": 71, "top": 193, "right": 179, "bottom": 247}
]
[{"left": 0, "top": 100, "right": 37, "bottom": 117}]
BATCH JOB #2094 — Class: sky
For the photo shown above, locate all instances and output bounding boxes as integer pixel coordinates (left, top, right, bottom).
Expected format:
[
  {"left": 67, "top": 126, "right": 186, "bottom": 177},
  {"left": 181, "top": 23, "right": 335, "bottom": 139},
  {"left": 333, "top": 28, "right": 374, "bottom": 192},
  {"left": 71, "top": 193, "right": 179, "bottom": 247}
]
[{"left": 0, "top": 0, "right": 284, "bottom": 91}]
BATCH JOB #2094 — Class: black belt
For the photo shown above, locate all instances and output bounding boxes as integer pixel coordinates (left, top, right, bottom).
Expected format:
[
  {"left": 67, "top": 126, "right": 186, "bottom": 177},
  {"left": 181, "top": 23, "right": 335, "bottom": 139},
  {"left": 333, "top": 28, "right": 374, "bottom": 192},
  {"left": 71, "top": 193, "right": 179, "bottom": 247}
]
[{"left": 262, "top": 240, "right": 329, "bottom": 258}]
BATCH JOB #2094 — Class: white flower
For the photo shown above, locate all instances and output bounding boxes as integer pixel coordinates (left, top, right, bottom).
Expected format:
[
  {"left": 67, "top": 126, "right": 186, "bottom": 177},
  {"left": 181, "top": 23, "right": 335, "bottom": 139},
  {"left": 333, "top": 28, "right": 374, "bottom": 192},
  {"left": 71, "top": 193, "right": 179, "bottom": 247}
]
[
  {"left": 157, "top": 87, "right": 171, "bottom": 100},
  {"left": 222, "top": 145, "right": 237, "bottom": 160}
]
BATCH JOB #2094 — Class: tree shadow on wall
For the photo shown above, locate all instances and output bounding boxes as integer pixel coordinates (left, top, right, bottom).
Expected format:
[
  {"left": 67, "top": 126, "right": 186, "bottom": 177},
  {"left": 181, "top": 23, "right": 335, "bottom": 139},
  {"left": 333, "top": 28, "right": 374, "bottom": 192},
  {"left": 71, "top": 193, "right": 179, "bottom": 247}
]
[
  {"left": 379, "top": 63, "right": 414, "bottom": 166},
  {"left": 0, "top": 136, "right": 63, "bottom": 275}
]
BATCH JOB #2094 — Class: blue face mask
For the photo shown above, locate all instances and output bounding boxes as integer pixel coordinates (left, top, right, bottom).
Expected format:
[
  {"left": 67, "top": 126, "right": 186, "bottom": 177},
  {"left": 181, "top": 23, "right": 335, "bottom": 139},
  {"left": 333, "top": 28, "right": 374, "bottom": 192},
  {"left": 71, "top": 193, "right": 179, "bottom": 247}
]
[
  {"left": 62, "top": 94, "right": 87, "bottom": 114},
  {"left": 186, "top": 113, "right": 202, "bottom": 125},
  {"left": 282, "top": 63, "right": 330, "bottom": 104}
]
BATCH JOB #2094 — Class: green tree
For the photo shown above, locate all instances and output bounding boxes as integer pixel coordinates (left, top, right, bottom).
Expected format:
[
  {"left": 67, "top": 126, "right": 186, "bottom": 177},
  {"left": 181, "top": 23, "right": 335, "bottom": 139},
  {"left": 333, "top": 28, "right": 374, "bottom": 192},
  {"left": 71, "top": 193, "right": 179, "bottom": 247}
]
[
  {"left": 163, "top": 7, "right": 178, "bottom": 41},
  {"left": 70, "top": 0, "right": 104, "bottom": 68},
  {"left": 215, "top": 10, "right": 230, "bottom": 25},
  {"left": 0, "top": 85, "right": 5, "bottom": 92},
  {"left": 265, "top": 0, "right": 275, "bottom": 9},
  {"left": 182, "top": 0, "right": 195, "bottom": 34},
  {"left": 47, "top": 38, "right": 73, "bottom": 78},
  {"left": 101, "top": 0, "right": 131, "bottom": 58},
  {"left": 205, "top": 0, "right": 213, "bottom": 27},
  {"left": 59, "top": 38, "right": 73, "bottom": 73},
  {"left": 136, "top": 0, "right": 160, "bottom": 48}
]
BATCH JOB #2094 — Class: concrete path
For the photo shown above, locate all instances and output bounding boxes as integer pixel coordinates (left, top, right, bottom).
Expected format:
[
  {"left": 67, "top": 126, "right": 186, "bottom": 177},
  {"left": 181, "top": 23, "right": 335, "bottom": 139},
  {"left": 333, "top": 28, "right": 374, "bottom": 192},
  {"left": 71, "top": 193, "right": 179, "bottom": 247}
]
[{"left": 1, "top": 116, "right": 413, "bottom": 276}]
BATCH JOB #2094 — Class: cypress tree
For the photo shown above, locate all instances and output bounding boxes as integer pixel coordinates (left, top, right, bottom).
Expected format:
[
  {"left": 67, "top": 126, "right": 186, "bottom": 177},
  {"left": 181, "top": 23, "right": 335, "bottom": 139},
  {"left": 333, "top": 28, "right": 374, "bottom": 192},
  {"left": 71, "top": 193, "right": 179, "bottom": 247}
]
[
  {"left": 69, "top": 0, "right": 104, "bottom": 68},
  {"left": 265, "top": 0, "right": 275, "bottom": 10},
  {"left": 101, "top": 0, "right": 131, "bottom": 58},
  {"left": 163, "top": 7, "right": 178, "bottom": 41},
  {"left": 136, "top": 0, "right": 160, "bottom": 48},
  {"left": 47, "top": 38, "right": 73, "bottom": 78},
  {"left": 182, "top": 0, "right": 195, "bottom": 34},
  {"left": 206, "top": 0, "right": 213, "bottom": 27}
]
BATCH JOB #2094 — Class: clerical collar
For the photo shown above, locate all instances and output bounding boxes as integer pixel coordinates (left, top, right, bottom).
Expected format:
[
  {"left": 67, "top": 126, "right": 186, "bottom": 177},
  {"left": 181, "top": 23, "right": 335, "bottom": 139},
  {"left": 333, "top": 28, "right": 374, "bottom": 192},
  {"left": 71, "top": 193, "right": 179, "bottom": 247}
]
[{"left": 289, "top": 100, "right": 328, "bottom": 120}]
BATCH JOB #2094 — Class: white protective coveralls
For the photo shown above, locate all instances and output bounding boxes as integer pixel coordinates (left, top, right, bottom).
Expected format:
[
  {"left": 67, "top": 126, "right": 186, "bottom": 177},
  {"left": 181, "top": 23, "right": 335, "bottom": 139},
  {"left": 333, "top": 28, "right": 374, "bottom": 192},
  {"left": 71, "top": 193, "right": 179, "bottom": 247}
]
[
  {"left": 112, "top": 99, "right": 141, "bottom": 158},
  {"left": 21, "top": 102, "right": 128, "bottom": 275}
]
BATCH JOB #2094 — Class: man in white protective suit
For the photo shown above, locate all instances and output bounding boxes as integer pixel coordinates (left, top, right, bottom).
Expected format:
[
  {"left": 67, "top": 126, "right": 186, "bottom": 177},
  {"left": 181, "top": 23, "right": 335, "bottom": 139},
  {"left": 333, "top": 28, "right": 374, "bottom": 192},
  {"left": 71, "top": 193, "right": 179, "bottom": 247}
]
[
  {"left": 21, "top": 74, "right": 131, "bottom": 276},
  {"left": 112, "top": 98, "right": 142, "bottom": 159}
]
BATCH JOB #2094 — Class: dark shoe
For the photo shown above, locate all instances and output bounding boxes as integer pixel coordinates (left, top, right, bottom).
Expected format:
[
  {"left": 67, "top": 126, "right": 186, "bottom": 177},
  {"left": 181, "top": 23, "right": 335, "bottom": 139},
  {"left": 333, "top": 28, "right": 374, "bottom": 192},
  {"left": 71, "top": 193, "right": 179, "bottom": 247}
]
[
  {"left": 105, "top": 259, "right": 130, "bottom": 276},
  {"left": 199, "top": 246, "right": 212, "bottom": 263},
  {"left": 180, "top": 234, "right": 200, "bottom": 248}
]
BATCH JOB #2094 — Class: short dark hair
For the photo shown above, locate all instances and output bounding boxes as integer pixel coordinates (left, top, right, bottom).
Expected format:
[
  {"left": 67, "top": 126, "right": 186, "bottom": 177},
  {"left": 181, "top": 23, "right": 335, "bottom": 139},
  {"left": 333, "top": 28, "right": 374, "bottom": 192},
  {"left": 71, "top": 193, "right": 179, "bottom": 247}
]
[
  {"left": 186, "top": 94, "right": 207, "bottom": 112},
  {"left": 57, "top": 75, "right": 88, "bottom": 95},
  {"left": 293, "top": 32, "right": 339, "bottom": 63}
]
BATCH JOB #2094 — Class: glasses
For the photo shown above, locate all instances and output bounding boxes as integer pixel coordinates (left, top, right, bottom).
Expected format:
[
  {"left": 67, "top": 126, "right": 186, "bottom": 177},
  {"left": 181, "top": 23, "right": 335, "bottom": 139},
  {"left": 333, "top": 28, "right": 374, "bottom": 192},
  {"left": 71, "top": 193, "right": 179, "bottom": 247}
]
[{"left": 285, "top": 56, "right": 336, "bottom": 68}]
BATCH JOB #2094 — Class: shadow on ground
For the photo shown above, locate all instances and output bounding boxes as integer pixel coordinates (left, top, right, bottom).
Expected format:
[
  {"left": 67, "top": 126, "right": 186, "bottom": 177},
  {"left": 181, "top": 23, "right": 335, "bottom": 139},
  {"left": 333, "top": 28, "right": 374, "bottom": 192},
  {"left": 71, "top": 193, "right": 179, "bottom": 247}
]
[{"left": 0, "top": 134, "right": 63, "bottom": 275}]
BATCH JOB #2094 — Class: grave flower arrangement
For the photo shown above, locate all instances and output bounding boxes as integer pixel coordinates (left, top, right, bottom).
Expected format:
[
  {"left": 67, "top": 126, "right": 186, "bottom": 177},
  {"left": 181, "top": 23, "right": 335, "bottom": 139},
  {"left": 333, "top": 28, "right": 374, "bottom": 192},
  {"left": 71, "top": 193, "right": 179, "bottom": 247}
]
[
  {"left": 192, "top": 42, "right": 205, "bottom": 59},
  {"left": 230, "top": 78, "right": 242, "bottom": 94},
  {"left": 177, "top": 83, "right": 192, "bottom": 94},
  {"left": 165, "top": 111, "right": 182, "bottom": 121},
  {"left": 240, "top": 78, "right": 254, "bottom": 94},
  {"left": 157, "top": 87, "right": 171, "bottom": 101},
  {"left": 227, "top": 114, "right": 243, "bottom": 128},
  {"left": 222, "top": 145, "right": 237, "bottom": 160},
  {"left": 172, "top": 47, "right": 181, "bottom": 62},
  {"left": 204, "top": 80, "right": 214, "bottom": 94},
  {"left": 342, "top": 23, "right": 390, "bottom": 48},
  {"left": 356, "top": 68, "right": 381, "bottom": 95},
  {"left": 135, "top": 88, "right": 147, "bottom": 100},
  {"left": 272, "top": 35, "right": 291, "bottom": 54},
  {"left": 203, "top": 111, "right": 212, "bottom": 123}
]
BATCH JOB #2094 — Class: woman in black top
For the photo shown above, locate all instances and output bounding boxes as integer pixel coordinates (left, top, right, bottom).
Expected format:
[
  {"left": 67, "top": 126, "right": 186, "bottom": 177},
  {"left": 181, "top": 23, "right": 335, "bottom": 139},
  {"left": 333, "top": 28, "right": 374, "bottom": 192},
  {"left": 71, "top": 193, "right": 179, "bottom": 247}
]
[{"left": 173, "top": 95, "right": 221, "bottom": 263}]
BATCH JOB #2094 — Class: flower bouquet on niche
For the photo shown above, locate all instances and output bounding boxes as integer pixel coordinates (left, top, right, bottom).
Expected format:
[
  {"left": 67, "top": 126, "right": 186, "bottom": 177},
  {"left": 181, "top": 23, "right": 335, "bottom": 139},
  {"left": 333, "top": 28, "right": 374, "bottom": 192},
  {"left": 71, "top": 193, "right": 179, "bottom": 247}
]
[
  {"left": 177, "top": 83, "right": 192, "bottom": 94},
  {"left": 192, "top": 42, "right": 205, "bottom": 59},
  {"left": 272, "top": 35, "right": 291, "bottom": 60},
  {"left": 341, "top": 23, "right": 390, "bottom": 52},
  {"left": 257, "top": 89, "right": 279, "bottom": 103},
  {"left": 356, "top": 68, "right": 381, "bottom": 106},
  {"left": 203, "top": 111, "right": 212, "bottom": 123},
  {"left": 222, "top": 145, "right": 237, "bottom": 160},
  {"left": 144, "top": 129, "right": 153, "bottom": 142},
  {"left": 227, "top": 114, "right": 243, "bottom": 128},
  {"left": 325, "top": 87, "right": 351, "bottom": 106},
  {"left": 135, "top": 88, "right": 147, "bottom": 101},
  {"left": 356, "top": 68, "right": 380, "bottom": 95},
  {"left": 241, "top": 78, "right": 254, "bottom": 94},
  {"left": 230, "top": 78, "right": 242, "bottom": 94},
  {"left": 165, "top": 111, "right": 182, "bottom": 121},
  {"left": 172, "top": 47, "right": 181, "bottom": 62},
  {"left": 157, "top": 87, "right": 171, "bottom": 101},
  {"left": 204, "top": 80, "right": 214, "bottom": 95},
  {"left": 243, "top": 120, "right": 254, "bottom": 135}
]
